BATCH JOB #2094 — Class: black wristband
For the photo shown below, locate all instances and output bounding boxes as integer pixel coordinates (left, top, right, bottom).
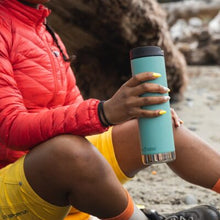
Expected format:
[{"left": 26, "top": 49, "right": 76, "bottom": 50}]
[
  {"left": 98, "top": 101, "right": 108, "bottom": 127},
  {"left": 98, "top": 101, "right": 113, "bottom": 127}
]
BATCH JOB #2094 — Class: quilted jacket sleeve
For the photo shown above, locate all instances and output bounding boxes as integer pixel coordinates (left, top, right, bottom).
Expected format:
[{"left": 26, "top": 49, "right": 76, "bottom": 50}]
[{"left": 0, "top": 20, "right": 108, "bottom": 151}]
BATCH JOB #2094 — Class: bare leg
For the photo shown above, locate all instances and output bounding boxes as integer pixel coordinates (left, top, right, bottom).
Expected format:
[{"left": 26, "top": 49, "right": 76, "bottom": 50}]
[
  {"left": 24, "top": 134, "right": 128, "bottom": 218},
  {"left": 112, "top": 119, "right": 220, "bottom": 188},
  {"left": 112, "top": 120, "right": 145, "bottom": 178},
  {"left": 168, "top": 125, "right": 220, "bottom": 188}
]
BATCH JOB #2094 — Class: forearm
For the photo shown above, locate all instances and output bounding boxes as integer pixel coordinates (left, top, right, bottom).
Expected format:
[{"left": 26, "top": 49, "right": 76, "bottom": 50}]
[{"left": 1, "top": 99, "right": 107, "bottom": 151}]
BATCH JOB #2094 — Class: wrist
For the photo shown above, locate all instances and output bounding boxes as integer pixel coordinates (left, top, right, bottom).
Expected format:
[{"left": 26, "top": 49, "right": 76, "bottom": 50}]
[{"left": 98, "top": 101, "right": 114, "bottom": 127}]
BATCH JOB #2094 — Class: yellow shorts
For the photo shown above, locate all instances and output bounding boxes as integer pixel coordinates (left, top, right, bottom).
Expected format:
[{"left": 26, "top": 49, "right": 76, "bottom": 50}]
[{"left": 0, "top": 127, "right": 131, "bottom": 220}]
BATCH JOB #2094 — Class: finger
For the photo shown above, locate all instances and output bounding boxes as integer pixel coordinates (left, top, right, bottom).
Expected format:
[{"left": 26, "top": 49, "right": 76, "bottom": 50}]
[
  {"left": 136, "top": 96, "right": 170, "bottom": 107},
  {"left": 170, "top": 108, "right": 181, "bottom": 127},
  {"left": 136, "top": 109, "right": 167, "bottom": 118},
  {"left": 126, "top": 104, "right": 166, "bottom": 118},
  {"left": 123, "top": 95, "right": 170, "bottom": 109},
  {"left": 131, "top": 82, "right": 170, "bottom": 96},
  {"left": 126, "top": 72, "right": 161, "bottom": 87}
]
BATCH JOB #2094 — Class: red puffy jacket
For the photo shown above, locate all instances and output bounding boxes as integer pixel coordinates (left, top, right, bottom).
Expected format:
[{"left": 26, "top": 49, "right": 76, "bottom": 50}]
[{"left": 0, "top": 0, "right": 107, "bottom": 169}]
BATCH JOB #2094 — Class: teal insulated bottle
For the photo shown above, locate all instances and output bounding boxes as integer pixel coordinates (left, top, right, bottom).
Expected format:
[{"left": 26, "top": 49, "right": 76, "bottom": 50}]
[{"left": 130, "top": 46, "right": 176, "bottom": 165}]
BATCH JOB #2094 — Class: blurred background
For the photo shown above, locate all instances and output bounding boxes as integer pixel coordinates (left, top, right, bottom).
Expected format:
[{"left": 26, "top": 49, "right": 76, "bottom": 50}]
[
  {"left": 47, "top": 0, "right": 220, "bottom": 102},
  {"left": 160, "top": 0, "right": 220, "bottom": 66}
]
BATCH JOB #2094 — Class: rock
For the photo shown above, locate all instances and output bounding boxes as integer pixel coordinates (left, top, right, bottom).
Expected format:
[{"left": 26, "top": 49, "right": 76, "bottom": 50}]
[{"left": 183, "top": 194, "right": 198, "bottom": 205}]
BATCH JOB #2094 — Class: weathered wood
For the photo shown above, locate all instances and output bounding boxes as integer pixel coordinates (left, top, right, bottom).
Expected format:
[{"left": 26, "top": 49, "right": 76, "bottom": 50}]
[
  {"left": 47, "top": 0, "right": 187, "bottom": 101},
  {"left": 170, "top": 10, "right": 220, "bottom": 65},
  {"left": 162, "top": 0, "right": 220, "bottom": 26}
]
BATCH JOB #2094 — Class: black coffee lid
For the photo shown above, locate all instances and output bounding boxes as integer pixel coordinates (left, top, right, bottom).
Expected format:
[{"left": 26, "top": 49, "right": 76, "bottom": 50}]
[{"left": 130, "top": 46, "right": 164, "bottom": 59}]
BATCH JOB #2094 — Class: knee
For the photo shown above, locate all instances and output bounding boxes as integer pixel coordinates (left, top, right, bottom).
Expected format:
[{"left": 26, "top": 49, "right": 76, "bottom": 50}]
[{"left": 51, "top": 134, "right": 94, "bottom": 162}]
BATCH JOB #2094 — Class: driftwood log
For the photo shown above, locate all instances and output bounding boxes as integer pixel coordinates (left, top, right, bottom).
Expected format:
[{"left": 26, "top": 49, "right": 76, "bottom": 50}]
[
  {"left": 162, "top": 0, "right": 220, "bottom": 27},
  {"left": 47, "top": 0, "right": 187, "bottom": 101}
]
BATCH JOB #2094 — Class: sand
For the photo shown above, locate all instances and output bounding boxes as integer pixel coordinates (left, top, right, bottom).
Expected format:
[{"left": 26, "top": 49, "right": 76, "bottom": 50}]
[{"left": 124, "top": 65, "right": 220, "bottom": 215}]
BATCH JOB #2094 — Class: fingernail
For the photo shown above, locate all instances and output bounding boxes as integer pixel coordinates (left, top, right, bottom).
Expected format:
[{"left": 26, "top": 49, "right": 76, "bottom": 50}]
[
  {"left": 164, "top": 96, "right": 170, "bottom": 100},
  {"left": 159, "top": 110, "right": 167, "bottom": 115},
  {"left": 152, "top": 73, "right": 161, "bottom": 78},
  {"left": 180, "top": 120, "right": 184, "bottom": 124},
  {"left": 163, "top": 86, "right": 170, "bottom": 92}
]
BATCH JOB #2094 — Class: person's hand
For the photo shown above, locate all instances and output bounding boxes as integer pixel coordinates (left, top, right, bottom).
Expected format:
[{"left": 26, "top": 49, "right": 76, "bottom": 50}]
[
  {"left": 170, "top": 108, "right": 184, "bottom": 128},
  {"left": 103, "top": 72, "right": 170, "bottom": 125}
]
